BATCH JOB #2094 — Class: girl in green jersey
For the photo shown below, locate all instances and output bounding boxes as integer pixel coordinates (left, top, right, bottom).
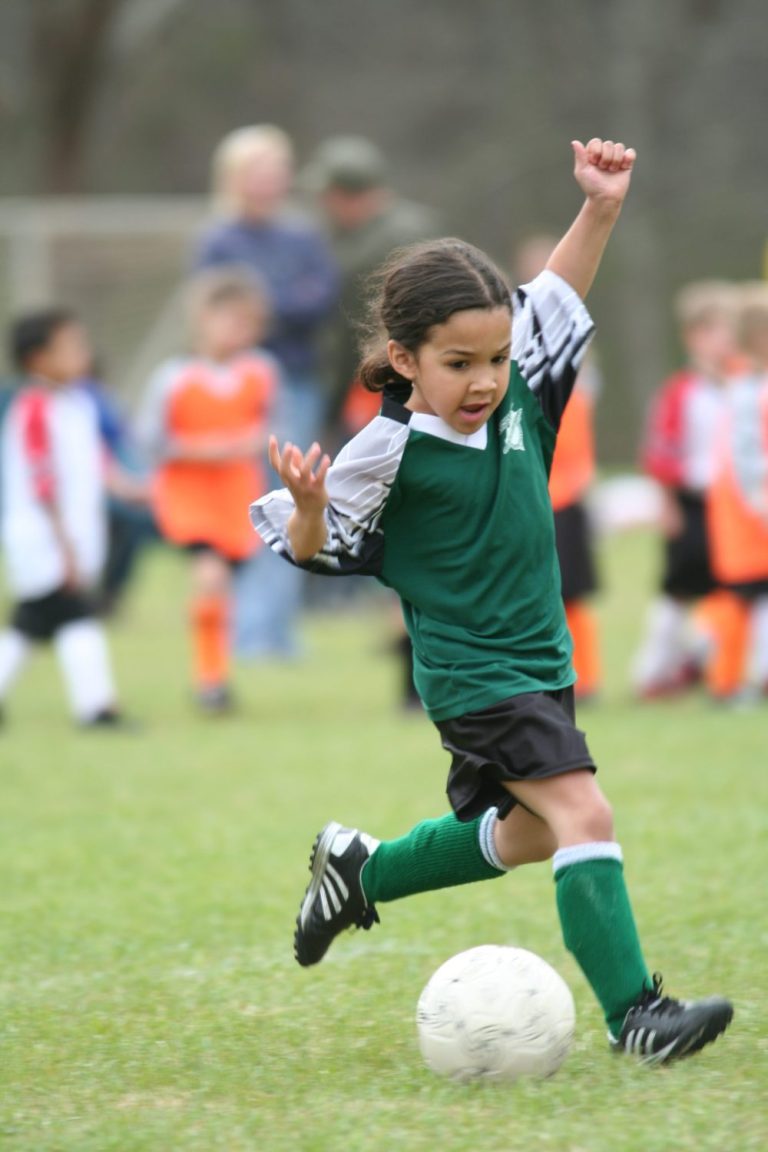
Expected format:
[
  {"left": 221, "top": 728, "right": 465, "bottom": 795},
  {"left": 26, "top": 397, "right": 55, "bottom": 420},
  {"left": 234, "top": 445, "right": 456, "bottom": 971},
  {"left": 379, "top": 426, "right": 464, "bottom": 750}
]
[{"left": 253, "top": 139, "right": 732, "bottom": 1064}]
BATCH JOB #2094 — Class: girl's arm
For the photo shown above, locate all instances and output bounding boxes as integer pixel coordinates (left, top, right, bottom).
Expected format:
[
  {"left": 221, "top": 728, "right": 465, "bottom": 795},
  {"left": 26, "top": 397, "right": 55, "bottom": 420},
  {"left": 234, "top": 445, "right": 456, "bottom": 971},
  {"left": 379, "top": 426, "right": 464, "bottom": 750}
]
[
  {"left": 546, "top": 139, "right": 636, "bottom": 301},
  {"left": 268, "top": 435, "right": 330, "bottom": 561},
  {"left": 254, "top": 417, "right": 408, "bottom": 574}
]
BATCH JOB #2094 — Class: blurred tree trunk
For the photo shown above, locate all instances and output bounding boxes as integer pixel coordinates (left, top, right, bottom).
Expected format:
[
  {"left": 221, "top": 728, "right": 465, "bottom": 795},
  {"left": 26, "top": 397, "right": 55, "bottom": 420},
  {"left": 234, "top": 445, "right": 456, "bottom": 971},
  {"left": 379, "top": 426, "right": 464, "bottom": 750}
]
[
  {"left": 31, "top": 0, "right": 124, "bottom": 192},
  {"left": 605, "top": 0, "right": 668, "bottom": 423}
]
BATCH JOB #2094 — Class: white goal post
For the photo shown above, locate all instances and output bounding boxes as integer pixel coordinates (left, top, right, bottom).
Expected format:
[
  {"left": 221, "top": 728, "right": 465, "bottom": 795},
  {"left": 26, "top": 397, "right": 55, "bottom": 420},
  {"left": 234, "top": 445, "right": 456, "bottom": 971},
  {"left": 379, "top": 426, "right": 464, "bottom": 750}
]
[{"left": 0, "top": 197, "right": 209, "bottom": 406}]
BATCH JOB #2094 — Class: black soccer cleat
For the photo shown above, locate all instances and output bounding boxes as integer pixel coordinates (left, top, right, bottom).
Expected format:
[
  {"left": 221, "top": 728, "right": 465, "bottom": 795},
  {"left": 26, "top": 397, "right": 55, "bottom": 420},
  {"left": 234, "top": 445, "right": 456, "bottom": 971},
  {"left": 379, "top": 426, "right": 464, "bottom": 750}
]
[
  {"left": 294, "top": 821, "right": 380, "bottom": 967},
  {"left": 80, "top": 708, "right": 141, "bottom": 733},
  {"left": 195, "top": 684, "right": 236, "bottom": 716},
  {"left": 611, "top": 973, "right": 734, "bottom": 1065}
]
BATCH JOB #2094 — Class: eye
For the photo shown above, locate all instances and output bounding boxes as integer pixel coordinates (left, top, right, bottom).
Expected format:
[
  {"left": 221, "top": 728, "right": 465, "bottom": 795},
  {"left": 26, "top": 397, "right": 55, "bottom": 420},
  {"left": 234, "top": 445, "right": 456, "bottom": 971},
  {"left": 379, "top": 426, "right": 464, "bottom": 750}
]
[
  {"left": 492, "top": 354, "right": 509, "bottom": 365},
  {"left": 448, "top": 360, "right": 469, "bottom": 370}
]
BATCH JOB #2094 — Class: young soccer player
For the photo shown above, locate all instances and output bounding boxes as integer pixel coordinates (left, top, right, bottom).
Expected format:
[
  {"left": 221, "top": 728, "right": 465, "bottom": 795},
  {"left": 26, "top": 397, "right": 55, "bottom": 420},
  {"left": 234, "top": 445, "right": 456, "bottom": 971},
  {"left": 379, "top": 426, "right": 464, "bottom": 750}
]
[
  {"left": 634, "top": 282, "right": 739, "bottom": 698},
  {"left": 706, "top": 283, "right": 768, "bottom": 699},
  {"left": 516, "top": 234, "right": 602, "bottom": 701},
  {"left": 253, "top": 140, "right": 733, "bottom": 1063},
  {"left": 0, "top": 309, "right": 133, "bottom": 727},
  {"left": 137, "top": 267, "right": 276, "bottom": 712}
]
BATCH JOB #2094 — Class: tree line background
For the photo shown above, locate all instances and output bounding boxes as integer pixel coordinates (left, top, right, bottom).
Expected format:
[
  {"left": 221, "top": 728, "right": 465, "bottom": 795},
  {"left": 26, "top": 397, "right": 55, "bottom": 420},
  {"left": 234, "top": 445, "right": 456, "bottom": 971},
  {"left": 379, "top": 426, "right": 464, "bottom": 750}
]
[{"left": 0, "top": 0, "right": 766, "bottom": 460}]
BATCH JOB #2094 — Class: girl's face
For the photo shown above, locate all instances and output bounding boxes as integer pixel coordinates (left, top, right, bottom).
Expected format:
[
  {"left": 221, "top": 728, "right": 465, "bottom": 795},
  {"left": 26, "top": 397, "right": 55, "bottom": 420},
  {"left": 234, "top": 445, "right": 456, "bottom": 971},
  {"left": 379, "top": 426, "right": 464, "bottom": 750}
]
[
  {"left": 683, "top": 315, "right": 736, "bottom": 379},
  {"left": 231, "top": 151, "right": 292, "bottom": 221},
  {"left": 30, "top": 322, "right": 92, "bottom": 384},
  {"left": 197, "top": 298, "right": 264, "bottom": 361},
  {"left": 389, "top": 307, "right": 511, "bottom": 434}
]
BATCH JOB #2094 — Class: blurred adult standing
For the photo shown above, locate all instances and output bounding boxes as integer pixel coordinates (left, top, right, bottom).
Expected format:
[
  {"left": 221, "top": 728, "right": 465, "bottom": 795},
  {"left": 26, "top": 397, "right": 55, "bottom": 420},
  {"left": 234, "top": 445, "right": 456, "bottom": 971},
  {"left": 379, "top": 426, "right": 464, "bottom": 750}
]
[
  {"left": 193, "top": 125, "right": 339, "bottom": 658},
  {"left": 307, "top": 136, "right": 441, "bottom": 444},
  {"left": 305, "top": 135, "right": 441, "bottom": 689}
]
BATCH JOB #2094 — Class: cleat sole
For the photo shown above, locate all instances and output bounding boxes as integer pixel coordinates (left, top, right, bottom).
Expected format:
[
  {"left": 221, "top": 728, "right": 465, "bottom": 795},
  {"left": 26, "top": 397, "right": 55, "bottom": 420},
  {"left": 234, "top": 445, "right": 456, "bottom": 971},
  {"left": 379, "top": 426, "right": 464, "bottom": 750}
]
[{"left": 293, "top": 821, "right": 342, "bottom": 967}]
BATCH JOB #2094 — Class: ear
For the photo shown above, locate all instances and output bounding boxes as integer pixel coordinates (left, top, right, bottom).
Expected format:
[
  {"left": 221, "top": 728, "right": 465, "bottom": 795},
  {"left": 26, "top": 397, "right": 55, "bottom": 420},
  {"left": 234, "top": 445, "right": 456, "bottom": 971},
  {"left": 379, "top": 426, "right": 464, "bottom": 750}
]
[{"left": 387, "top": 339, "right": 417, "bottom": 381}]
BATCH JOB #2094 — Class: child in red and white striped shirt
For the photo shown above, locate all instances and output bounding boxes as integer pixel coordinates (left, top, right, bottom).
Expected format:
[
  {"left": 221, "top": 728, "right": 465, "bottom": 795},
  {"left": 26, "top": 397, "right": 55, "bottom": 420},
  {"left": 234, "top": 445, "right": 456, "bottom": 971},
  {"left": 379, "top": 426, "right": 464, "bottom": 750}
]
[{"left": 0, "top": 308, "right": 135, "bottom": 727}]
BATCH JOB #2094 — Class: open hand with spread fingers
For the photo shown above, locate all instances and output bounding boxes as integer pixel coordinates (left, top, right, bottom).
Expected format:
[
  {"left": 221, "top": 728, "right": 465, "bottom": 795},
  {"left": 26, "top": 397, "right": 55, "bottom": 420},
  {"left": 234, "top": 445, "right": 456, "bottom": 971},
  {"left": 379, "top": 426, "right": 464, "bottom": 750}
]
[
  {"left": 268, "top": 435, "right": 332, "bottom": 561},
  {"left": 269, "top": 436, "right": 331, "bottom": 514}
]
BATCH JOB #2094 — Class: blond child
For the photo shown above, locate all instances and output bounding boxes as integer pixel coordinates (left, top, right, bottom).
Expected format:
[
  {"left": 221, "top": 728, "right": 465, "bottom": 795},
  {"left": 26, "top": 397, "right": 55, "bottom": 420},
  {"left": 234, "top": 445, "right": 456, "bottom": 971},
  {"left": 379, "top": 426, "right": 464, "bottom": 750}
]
[
  {"left": 634, "top": 281, "right": 739, "bottom": 697},
  {"left": 137, "top": 268, "right": 276, "bottom": 711},
  {"left": 706, "top": 283, "right": 768, "bottom": 699}
]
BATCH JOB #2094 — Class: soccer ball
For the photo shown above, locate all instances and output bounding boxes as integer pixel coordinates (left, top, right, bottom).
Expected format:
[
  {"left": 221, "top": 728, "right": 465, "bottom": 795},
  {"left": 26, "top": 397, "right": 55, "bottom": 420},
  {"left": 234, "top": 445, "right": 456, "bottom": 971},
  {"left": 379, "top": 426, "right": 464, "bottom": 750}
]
[{"left": 416, "top": 945, "right": 575, "bottom": 1082}]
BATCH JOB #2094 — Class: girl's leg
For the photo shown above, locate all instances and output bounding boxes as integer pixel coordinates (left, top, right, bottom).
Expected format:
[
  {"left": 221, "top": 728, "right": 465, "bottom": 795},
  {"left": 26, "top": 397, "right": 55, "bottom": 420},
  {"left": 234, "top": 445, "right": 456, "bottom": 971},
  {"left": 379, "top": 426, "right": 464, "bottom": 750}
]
[
  {"left": 54, "top": 618, "right": 118, "bottom": 722},
  {"left": 190, "top": 551, "right": 231, "bottom": 703},
  {"left": 295, "top": 805, "right": 550, "bottom": 967},
  {"left": 564, "top": 600, "right": 601, "bottom": 699},
  {"left": 705, "top": 591, "right": 750, "bottom": 699},
  {"left": 506, "top": 769, "right": 650, "bottom": 1038},
  {"left": 0, "top": 628, "right": 31, "bottom": 705},
  {"left": 749, "top": 595, "right": 768, "bottom": 688},
  {"left": 361, "top": 803, "right": 555, "bottom": 905},
  {"left": 632, "top": 595, "right": 688, "bottom": 695}
]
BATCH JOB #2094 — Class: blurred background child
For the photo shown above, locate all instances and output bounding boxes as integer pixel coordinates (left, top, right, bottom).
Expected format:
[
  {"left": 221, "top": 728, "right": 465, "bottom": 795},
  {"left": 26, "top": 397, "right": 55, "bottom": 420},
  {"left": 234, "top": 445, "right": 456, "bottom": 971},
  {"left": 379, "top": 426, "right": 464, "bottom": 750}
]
[
  {"left": 0, "top": 309, "right": 137, "bottom": 727},
  {"left": 193, "top": 126, "right": 339, "bottom": 661},
  {"left": 634, "top": 281, "right": 739, "bottom": 698},
  {"left": 136, "top": 268, "right": 276, "bottom": 713},
  {"left": 705, "top": 283, "right": 768, "bottom": 701},
  {"left": 515, "top": 234, "right": 602, "bottom": 702},
  {"left": 307, "top": 135, "right": 442, "bottom": 698}
]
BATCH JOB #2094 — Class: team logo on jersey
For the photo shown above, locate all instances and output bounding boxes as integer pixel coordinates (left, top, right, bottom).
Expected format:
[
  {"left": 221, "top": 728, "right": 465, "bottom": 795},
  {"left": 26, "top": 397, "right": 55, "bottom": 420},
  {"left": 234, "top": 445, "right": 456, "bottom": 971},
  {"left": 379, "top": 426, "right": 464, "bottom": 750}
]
[{"left": 500, "top": 408, "right": 525, "bottom": 453}]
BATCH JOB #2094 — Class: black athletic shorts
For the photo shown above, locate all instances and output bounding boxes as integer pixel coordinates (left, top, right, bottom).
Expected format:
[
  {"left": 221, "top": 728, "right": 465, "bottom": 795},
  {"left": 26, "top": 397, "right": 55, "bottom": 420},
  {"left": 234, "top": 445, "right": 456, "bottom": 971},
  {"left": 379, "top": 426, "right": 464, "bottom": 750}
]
[
  {"left": 436, "top": 686, "right": 596, "bottom": 823},
  {"left": 725, "top": 578, "right": 768, "bottom": 600},
  {"left": 11, "top": 586, "right": 94, "bottom": 642},
  {"left": 184, "top": 542, "right": 244, "bottom": 571},
  {"left": 554, "top": 500, "right": 598, "bottom": 601},
  {"left": 661, "top": 490, "right": 716, "bottom": 599}
]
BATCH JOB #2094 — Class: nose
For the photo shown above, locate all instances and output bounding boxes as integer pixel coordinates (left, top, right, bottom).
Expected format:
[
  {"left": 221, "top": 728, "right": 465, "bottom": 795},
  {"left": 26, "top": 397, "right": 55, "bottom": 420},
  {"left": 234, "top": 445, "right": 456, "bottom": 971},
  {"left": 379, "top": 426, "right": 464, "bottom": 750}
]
[{"left": 469, "top": 371, "right": 498, "bottom": 396}]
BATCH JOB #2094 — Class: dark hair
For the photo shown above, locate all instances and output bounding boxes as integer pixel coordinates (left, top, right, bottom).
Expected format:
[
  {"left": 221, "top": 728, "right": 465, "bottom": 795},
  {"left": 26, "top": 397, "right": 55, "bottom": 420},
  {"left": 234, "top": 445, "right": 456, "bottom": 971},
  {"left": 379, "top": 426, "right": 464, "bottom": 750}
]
[
  {"left": 358, "top": 238, "right": 511, "bottom": 400},
  {"left": 8, "top": 307, "right": 77, "bottom": 372}
]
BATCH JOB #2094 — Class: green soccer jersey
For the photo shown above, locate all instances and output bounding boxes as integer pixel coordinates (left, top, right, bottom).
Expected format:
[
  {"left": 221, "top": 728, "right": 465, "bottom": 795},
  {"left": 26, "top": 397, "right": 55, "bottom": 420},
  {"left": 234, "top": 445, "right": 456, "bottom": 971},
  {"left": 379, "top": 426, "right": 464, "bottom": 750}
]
[{"left": 252, "top": 270, "right": 595, "bottom": 721}]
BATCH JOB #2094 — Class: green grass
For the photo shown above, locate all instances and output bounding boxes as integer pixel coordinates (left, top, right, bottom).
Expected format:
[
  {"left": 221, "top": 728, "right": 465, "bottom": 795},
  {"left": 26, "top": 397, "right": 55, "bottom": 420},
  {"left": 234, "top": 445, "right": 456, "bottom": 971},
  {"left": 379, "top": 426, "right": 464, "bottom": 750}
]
[{"left": 0, "top": 535, "right": 766, "bottom": 1151}]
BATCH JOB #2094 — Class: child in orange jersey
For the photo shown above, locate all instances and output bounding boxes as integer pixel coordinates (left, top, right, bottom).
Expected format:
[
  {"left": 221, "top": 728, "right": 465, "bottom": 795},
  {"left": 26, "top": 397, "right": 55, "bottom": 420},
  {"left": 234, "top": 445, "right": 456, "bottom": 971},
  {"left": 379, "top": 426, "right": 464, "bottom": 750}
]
[
  {"left": 706, "top": 283, "right": 768, "bottom": 701},
  {"left": 137, "top": 268, "right": 276, "bottom": 711},
  {"left": 549, "top": 360, "right": 602, "bottom": 700},
  {"left": 634, "top": 282, "right": 739, "bottom": 698},
  {"left": 516, "top": 235, "right": 602, "bottom": 701}
]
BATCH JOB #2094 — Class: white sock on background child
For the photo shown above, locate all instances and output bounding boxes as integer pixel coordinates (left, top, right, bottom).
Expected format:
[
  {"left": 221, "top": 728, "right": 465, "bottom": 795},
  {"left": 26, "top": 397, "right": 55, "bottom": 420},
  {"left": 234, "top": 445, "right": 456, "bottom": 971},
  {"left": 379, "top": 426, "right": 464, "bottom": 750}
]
[
  {"left": 0, "top": 628, "right": 30, "bottom": 699},
  {"left": 749, "top": 597, "right": 768, "bottom": 686},
  {"left": 54, "top": 619, "right": 116, "bottom": 721},
  {"left": 632, "top": 596, "right": 687, "bottom": 689}
]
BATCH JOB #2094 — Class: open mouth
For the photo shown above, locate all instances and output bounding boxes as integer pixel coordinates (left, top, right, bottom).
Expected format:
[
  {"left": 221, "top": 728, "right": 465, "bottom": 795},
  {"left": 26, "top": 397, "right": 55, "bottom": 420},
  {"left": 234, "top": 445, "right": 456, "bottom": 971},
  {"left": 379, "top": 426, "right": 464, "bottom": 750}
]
[{"left": 459, "top": 402, "right": 490, "bottom": 421}]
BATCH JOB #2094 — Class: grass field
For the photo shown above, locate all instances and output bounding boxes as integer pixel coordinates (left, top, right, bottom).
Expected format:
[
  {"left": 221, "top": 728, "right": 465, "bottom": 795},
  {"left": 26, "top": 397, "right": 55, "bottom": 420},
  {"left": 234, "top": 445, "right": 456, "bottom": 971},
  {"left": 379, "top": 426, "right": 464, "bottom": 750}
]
[{"left": 0, "top": 532, "right": 766, "bottom": 1151}]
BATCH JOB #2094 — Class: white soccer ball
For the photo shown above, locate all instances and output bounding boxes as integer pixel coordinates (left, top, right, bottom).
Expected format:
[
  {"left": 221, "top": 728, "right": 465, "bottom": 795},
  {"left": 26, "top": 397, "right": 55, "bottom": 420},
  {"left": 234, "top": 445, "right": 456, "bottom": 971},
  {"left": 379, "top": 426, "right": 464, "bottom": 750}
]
[{"left": 416, "top": 945, "right": 575, "bottom": 1082}]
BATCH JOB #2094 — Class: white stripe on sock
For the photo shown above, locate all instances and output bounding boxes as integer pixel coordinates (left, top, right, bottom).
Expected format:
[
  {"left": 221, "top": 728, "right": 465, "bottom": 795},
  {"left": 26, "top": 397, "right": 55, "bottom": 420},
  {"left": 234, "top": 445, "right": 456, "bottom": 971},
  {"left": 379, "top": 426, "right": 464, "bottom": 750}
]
[
  {"left": 478, "top": 807, "right": 514, "bottom": 873},
  {"left": 552, "top": 841, "right": 623, "bottom": 874}
]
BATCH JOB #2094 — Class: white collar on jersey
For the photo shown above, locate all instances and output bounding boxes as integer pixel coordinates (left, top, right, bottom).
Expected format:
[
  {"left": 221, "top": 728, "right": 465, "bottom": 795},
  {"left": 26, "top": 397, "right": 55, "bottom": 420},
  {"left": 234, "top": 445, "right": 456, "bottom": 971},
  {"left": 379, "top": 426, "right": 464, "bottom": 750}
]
[{"left": 409, "top": 411, "right": 488, "bottom": 450}]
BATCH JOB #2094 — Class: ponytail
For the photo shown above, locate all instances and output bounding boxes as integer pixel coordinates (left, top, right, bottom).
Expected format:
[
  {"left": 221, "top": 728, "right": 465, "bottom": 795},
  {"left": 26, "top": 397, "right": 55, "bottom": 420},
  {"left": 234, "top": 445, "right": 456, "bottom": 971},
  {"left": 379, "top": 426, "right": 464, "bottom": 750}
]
[
  {"left": 356, "top": 237, "right": 510, "bottom": 402},
  {"left": 358, "top": 344, "right": 413, "bottom": 401}
]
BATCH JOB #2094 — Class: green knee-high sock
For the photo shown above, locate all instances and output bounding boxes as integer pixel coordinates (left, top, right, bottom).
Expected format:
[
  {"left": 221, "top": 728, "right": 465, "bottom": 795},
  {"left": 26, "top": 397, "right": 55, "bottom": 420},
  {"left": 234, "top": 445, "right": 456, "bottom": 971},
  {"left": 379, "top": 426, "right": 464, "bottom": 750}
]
[
  {"left": 361, "top": 812, "right": 504, "bottom": 904},
  {"left": 554, "top": 845, "right": 652, "bottom": 1038}
]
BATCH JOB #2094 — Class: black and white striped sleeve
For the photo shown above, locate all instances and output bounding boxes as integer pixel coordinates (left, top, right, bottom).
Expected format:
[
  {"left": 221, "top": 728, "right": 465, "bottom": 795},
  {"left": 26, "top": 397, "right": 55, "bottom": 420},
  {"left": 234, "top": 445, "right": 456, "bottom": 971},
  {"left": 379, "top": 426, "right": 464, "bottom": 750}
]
[
  {"left": 512, "top": 270, "right": 595, "bottom": 431},
  {"left": 249, "top": 414, "right": 409, "bottom": 576}
]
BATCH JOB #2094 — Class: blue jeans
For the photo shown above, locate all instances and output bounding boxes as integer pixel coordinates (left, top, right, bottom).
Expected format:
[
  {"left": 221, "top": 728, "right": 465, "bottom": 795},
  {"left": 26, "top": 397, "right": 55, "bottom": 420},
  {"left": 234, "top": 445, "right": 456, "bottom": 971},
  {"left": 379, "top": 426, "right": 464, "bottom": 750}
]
[{"left": 233, "top": 374, "right": 326, "bottom": 658}]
